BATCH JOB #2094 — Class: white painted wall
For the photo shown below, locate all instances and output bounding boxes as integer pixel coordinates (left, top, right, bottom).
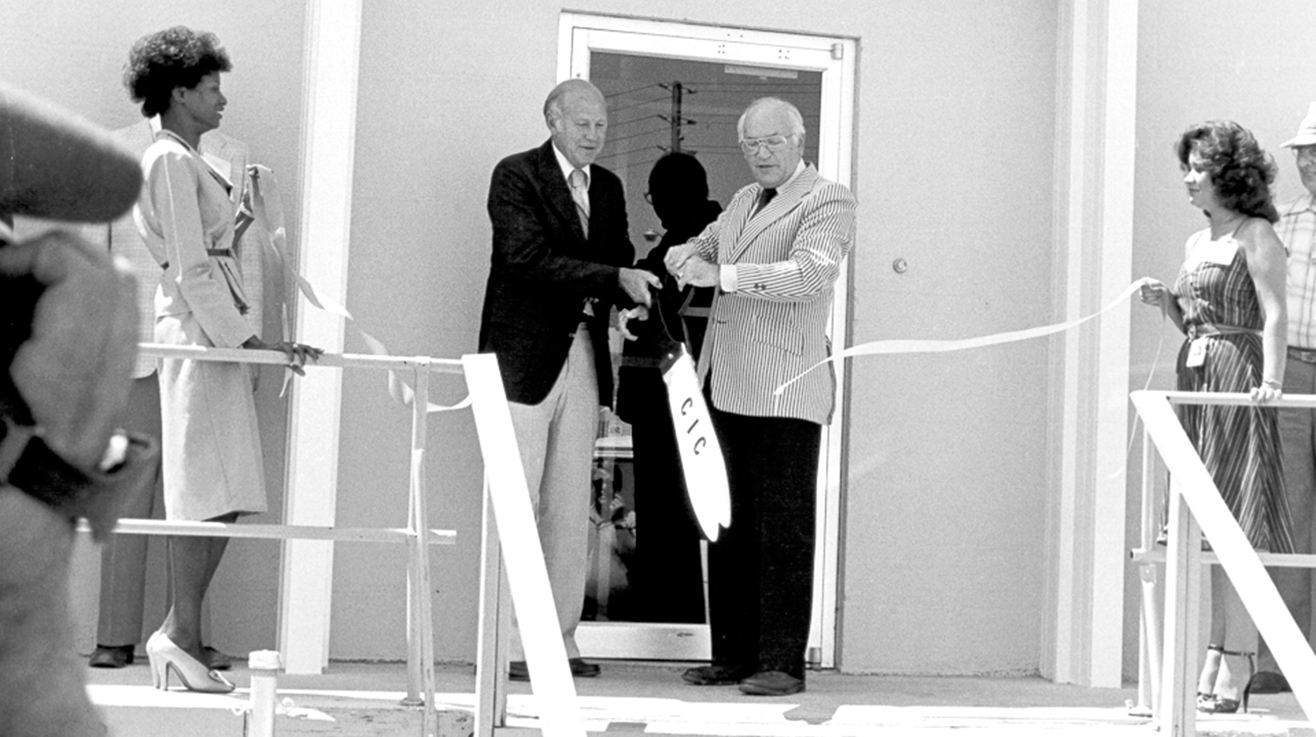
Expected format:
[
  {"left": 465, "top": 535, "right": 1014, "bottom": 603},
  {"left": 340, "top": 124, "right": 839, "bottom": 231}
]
[
  {"left": 17, "top": 0, "right": 1310, "bottom": 680},
  {"left": 338, "top": 0, "right": 1064, "bottom": 674},
  {"left": 2, "top": 0, "right": 1066, "bottom": 673}
]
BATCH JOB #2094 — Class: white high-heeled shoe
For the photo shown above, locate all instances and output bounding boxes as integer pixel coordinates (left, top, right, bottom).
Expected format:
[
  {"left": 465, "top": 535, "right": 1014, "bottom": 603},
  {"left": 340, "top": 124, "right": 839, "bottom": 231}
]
[{"left": 145, "top": 631, "right": 235, "bottom": 694}]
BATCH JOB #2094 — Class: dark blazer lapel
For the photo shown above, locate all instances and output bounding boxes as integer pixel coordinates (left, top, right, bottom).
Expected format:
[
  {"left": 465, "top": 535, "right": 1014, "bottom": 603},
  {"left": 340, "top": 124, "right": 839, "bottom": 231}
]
[
  {"left": 730, "top": 166, "right": 819, "bottom": 261},
  {"left": 534, "top": 141, "right": 587, "bottom": 244}
]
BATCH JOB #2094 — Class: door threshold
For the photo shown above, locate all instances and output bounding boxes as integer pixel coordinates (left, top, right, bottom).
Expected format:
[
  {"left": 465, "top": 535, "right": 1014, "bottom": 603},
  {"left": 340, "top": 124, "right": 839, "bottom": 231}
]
[{"left": 577, "top": 621, "right": 711, "bottom": 661}]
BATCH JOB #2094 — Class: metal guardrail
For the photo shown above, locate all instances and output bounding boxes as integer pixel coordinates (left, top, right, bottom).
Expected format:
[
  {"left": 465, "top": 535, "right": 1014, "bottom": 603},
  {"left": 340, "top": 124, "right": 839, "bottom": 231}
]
[
  {"left": 1130, "top": 390, "right": 1316, "bottom": 737},
  {"left": 83, "top": 342, "right": 469, "bottom": 737}
]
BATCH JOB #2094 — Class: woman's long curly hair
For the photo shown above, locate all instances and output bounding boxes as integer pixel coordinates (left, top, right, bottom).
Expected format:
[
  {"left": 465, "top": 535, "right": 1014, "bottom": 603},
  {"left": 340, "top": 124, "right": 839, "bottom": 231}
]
[
  {"left": 1175, "top": 120, "right": 1279, "bottom": 223},
  {"left": 123, "top": 27, "right": 231, "bottom": 118}
]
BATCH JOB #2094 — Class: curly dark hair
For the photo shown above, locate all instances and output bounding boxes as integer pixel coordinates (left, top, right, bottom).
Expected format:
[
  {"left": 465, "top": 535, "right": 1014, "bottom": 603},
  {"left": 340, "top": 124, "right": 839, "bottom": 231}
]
[
  {"left": 1175, "top": 120, "right": 1279, "bottom": 223},
  {"left": 123, "top": 26, "right": 231, "bottom": 118}
]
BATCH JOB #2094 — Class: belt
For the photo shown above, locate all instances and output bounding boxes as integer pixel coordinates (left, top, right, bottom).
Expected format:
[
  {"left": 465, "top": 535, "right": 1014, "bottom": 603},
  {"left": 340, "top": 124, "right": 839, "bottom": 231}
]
[
  {"left": 1290, "top": 346, "right": 1316, "bottom": 364},
  {"left": 1185, "top": 323, "right": 1260, "bottom": 340},
  {"left": 158, "top": 248, "right": 248, "bottom": 315}
]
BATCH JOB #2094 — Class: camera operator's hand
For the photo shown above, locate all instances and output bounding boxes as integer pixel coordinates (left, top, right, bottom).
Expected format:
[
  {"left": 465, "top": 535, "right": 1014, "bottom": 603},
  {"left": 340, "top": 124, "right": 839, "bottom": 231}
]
[{"left": 1, "top": 230, "right": 138, "bottom": 471}]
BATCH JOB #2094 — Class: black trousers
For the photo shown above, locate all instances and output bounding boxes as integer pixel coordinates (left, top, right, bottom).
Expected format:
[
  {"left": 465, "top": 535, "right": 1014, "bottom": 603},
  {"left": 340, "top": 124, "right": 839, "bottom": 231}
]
[{"left": 706, "top": 403, "right": 821, "bottom": 679}]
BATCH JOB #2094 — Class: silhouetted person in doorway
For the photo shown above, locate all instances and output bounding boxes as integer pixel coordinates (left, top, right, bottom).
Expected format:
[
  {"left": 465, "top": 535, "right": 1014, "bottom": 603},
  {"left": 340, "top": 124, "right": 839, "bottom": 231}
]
[{"left": 616, "top": 152, "right": 721, "bottom": 623}]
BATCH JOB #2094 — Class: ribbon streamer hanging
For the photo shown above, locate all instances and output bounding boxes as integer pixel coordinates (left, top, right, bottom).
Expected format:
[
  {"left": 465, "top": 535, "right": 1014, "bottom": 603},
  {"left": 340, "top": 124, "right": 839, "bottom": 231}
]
[
  {"left": 774, "top": 281, "right": 1143, "bottom": 396},
  {"left": 247, "top": 166, "right": 468, "bottom": 413}
]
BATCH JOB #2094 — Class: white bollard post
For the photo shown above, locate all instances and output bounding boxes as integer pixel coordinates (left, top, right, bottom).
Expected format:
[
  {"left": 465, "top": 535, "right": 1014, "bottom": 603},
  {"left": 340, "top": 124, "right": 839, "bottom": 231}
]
[{"left": 247, "top": 650, "right": 283, "bottom": 737}]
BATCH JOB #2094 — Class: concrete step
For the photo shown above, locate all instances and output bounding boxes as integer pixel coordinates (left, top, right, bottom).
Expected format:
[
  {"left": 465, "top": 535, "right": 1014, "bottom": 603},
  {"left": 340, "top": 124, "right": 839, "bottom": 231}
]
[
  {"left": 90, "top": 683, "right": 1314, "bottom": 737},
  {"left": 85, "top": 661, "right": 1314, "bottom": 737}
]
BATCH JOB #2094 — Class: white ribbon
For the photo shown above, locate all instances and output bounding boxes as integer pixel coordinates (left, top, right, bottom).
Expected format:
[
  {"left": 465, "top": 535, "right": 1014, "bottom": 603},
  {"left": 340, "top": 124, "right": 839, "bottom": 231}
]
[
  {"left": 775, "top": 281, "right": 1142, "bottom": 396},
  {"left": 248, "top": 166, "right": 468, "bottom": 413}
]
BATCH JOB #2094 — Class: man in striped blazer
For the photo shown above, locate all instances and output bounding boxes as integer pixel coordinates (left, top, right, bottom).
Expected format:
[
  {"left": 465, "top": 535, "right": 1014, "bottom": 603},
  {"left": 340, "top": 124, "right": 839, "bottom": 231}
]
[{"left": 664, "top": 97, "right": 856, "bottom": 696}]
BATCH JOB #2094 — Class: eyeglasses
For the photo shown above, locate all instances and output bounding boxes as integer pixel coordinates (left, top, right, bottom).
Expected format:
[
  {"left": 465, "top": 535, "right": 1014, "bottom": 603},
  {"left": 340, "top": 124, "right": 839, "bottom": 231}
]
[
  {"left": 739, "top": 135, "right": 791, "bottom": 155},
  {"left": 1295, "top": 147, "right": 1316, "bottom": 163}
]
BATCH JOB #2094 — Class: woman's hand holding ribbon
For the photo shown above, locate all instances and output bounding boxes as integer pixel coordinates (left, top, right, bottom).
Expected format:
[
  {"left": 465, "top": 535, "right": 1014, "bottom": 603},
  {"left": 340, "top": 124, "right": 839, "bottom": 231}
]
[
  {"left": 1138, "top": 277, "right": 1172, "bottom": 309},
  {"left": 242, "top": 336, "right": 324, "bottom": 376}
]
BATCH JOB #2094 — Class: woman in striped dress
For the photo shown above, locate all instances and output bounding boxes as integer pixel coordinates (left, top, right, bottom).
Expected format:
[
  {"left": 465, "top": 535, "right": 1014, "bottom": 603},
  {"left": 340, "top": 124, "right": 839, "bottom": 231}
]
[{"left": 1140, "top": 120, "right": 1293, "bottom": 714}]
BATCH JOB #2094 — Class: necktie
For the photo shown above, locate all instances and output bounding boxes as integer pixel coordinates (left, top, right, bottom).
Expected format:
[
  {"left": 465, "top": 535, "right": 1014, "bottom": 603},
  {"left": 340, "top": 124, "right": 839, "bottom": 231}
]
[
  {"left": 753, "top": 187, "right": 777, "bottom": 217},
  {"left": 569, "top": 168, "right": 590, "bottom": 237}
]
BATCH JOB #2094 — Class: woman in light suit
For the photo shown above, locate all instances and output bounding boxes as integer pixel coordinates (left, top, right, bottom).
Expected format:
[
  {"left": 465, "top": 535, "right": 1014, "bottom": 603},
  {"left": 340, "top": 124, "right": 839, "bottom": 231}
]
[{"left": 125, "top": 26, "right": 318, "bottom": 694}]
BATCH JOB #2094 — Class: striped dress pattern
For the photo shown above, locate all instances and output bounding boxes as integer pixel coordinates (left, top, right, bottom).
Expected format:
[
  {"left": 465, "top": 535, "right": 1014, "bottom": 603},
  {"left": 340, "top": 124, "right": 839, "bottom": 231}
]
[{"left": 1173, "top": 228, "right": 1294, "bottom": 553}]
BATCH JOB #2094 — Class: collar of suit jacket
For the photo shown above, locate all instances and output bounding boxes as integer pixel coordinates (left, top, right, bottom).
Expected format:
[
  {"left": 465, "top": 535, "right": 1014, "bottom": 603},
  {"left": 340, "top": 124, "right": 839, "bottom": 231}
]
[
  {"left": 549, "top": 139, "right": 590, "bottom": 186},
  {"left": 762, "top": 159, "right": 807, "bottom": 195}
]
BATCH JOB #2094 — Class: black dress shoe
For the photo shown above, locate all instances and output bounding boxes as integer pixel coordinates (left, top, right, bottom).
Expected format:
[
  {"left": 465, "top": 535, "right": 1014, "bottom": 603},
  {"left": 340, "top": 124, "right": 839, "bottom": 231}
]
[
  {"left": 1248, "top": 670, "right": 1290, "bottom": 694},
  {"left": 89, "top": 644, "right": 134, "bottom": 668},
  {"left": 509, "top": 660, "right": 530, "bottom": 681},
  {"left": 682, "top": 664, "right": 756, "bottom": 686},
  {"left": 738, "top": 670, "right": 804, "bottom": 696},
  {"left": 569, "top": 658, "right": 600, "bottom": 678}
]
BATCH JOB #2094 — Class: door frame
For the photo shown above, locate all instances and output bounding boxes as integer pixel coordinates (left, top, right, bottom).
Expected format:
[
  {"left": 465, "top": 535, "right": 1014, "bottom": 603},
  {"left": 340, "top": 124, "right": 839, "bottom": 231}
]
[{"left": 558, "top": 12, "right": 856, "bottom": 668}]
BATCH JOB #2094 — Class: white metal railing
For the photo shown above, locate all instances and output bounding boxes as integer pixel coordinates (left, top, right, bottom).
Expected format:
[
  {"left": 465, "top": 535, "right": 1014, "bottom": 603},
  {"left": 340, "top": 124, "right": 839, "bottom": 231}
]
[
  {"left": 83, "top": 342, "right": 467, "bottom": 737},
  {"left": 1130, "top": 390, "right": 1316, "bottom": 737}
]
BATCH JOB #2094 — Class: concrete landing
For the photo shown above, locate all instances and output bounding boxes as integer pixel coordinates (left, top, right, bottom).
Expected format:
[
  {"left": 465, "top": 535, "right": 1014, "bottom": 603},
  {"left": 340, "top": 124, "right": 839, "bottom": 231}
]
[{"left": 85, "top": 661, "right": 1313, "bottom": 736}]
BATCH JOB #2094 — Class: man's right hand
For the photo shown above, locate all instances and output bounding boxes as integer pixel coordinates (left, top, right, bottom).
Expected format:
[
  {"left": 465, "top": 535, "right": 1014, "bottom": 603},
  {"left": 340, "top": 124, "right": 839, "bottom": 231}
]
[
  {"left": 663, "top": 244, "right": 696, "bottom": 275},
  {"left": 619, "top": 267, "right": 661, "bottom": 307},
  {"left": 618, "top": 305, "right": 649, "bottom": 341}
]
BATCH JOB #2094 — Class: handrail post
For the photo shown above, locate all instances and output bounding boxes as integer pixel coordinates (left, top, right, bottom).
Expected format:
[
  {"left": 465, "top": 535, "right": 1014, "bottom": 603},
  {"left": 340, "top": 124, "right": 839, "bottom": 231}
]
[
  {"left": 1133, "top": 427, "right": 1161, "bottom": 718},
  {"left": 1159, "top": 478, "right": 1201, "bottom": 737},
  {"left": 475, "top": 475, "right": 510, "bottom": 737},
  {"left": 401, "top": 359, "right": 438, "bottom": 736}
]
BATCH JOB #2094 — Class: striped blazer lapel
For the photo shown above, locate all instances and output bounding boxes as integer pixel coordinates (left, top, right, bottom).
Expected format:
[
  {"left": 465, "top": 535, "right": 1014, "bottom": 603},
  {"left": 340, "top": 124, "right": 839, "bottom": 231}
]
[
  {"left": 719, "top": 189, "right": 755, "bottom": 261},
  {"left": 729, "top": 167, "right": 820, "bottom": 262}
]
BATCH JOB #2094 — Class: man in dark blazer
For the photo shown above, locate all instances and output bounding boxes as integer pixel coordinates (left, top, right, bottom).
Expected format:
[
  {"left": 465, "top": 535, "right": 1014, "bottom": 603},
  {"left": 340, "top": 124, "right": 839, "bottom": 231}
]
[
  {"left": 664, "top": 97, "right": 857, "bottom": 696},
  {"left": 479, "top": 78, "right": 659, "bottom": 680}
]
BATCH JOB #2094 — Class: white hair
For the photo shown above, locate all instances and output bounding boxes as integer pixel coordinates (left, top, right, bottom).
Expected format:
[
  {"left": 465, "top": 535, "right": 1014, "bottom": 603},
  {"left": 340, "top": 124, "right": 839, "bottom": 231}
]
[
  {"left": 737, "top": 97, "right": 805, "bottom": 141},
  {"left": 543, "top": 79, "right": 604, "bottom": 124}
]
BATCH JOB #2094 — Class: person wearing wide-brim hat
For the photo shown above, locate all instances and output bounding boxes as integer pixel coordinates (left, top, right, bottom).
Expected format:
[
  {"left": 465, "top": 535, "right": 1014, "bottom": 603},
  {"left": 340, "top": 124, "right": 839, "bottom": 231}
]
[{"left": 1253, "top": 101, "right": 1316, "bottom": 697}]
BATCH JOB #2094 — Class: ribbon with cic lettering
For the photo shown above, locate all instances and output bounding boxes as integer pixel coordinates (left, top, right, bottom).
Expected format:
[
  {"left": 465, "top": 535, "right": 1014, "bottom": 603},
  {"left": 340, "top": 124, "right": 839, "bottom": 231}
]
[
  {"left": 662, "top": 347, "right": 731, "bottom": 541},
  {"left": 247, "top": 166, "right": 468, "bottom": 413},
  {"left": 622, "top": 303, "right": 731, "bottom": 540}
]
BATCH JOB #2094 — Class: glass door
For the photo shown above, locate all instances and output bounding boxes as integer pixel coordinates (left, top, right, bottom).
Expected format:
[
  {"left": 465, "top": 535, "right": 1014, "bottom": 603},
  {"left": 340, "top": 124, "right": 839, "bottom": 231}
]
[{"left": 561, "top": 14, "right": 855, "bottom": 667}]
